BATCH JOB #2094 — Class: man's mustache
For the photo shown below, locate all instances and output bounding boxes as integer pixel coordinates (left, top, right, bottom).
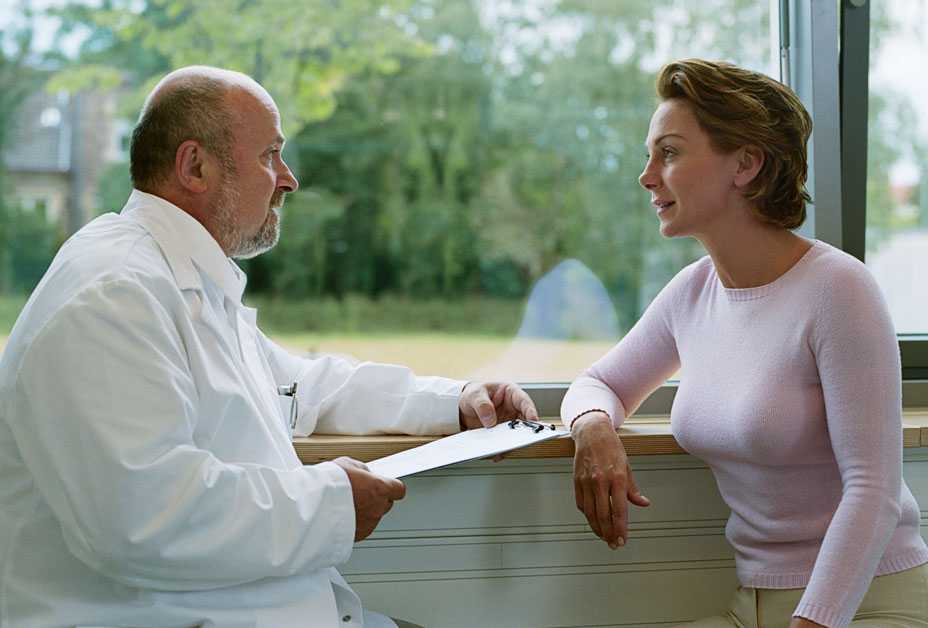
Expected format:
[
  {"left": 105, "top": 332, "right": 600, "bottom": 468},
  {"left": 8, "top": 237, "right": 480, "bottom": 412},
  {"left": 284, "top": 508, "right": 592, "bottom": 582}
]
[{"left": 270, "top": 190, "right": 286, "bottom": 209}]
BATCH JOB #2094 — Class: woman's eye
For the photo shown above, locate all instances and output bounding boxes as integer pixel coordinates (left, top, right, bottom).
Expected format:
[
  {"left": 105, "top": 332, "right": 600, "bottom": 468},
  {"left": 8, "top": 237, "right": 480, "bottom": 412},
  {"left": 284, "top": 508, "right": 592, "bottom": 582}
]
[{"left": 661, "top": 147, "right": 676, "bottom": 159}]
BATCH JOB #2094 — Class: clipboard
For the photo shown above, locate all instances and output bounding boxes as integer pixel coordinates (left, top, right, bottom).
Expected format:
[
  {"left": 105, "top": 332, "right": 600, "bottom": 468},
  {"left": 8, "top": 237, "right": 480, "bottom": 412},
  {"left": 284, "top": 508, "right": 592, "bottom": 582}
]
[{"left": 366, "top": 419, "right": 569, "bottom": 479}]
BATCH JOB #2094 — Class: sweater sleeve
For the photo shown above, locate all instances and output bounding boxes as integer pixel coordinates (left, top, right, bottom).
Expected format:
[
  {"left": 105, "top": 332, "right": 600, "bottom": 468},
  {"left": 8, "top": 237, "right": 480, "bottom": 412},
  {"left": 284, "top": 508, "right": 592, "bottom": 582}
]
[
  {"left": 793, "top": 263, "right": 903, "bottom": 628},
  {"left": 560, "top": 264, "right": 686, "bottom": 429}
]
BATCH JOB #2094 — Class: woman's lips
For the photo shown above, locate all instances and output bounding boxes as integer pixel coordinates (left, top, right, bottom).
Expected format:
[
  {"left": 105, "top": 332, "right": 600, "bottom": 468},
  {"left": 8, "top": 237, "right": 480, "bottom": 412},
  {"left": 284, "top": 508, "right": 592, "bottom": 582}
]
[{"left": 654, "top": 200, "right": 676, "bottom": 214}]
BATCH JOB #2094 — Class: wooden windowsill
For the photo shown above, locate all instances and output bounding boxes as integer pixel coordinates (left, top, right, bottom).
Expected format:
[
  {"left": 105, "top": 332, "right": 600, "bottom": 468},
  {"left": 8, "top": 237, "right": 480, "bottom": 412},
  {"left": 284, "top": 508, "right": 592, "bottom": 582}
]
[{"left": 294, "top": 409, "right": 928, "bottom": 465}]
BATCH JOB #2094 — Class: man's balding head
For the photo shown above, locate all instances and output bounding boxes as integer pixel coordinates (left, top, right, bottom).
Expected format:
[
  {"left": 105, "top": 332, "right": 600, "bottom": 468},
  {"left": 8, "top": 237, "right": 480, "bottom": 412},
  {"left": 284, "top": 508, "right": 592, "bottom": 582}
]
[{"left": 129, "top": 66, "right": 271, "bottom": 192}]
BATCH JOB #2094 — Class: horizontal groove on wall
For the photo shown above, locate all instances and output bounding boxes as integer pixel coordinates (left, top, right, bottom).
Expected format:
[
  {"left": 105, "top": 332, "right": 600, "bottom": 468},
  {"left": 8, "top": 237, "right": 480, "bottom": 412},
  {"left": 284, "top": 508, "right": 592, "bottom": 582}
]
[{"left": 345, "top": 560, "right": 737, "bottom": 583}]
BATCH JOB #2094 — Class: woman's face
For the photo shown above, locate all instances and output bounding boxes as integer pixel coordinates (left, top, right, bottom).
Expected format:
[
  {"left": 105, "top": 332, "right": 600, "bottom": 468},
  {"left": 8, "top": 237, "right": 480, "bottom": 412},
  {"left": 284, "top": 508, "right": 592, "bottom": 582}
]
[{"left": 639, "top": 99, "right": 743, "bottom": 239}]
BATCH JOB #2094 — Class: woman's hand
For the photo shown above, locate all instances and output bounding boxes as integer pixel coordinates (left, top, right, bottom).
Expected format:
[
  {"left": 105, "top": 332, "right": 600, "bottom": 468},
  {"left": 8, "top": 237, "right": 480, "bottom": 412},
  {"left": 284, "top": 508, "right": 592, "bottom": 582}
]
[
  {"left": 789, "top": 619, "right": 825, "bottom": 628},
  {"left": 572, "top": 412, "right": 650, "bottom": 548}
]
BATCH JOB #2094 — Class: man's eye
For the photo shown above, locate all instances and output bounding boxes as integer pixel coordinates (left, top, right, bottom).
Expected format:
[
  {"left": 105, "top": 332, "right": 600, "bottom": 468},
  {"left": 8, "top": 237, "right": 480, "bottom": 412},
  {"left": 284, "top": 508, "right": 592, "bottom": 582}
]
[{"left": 662, "top": 147, "right": 676, "bottom": 159}]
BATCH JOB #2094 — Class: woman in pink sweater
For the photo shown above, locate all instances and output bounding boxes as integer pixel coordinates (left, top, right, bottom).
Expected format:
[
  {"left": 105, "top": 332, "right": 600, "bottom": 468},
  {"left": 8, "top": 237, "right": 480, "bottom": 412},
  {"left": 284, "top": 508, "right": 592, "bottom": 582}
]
[{"left": 560, "top": 59, "right": 928, "bottom": 628}]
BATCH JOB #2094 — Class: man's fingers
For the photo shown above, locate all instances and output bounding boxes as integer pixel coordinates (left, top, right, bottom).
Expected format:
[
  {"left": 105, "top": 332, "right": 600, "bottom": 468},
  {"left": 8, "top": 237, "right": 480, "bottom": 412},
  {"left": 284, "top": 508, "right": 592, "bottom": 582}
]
[
  {"left": 491, "top": 384, "right": 507, "bottom": 406},
  {"left": 465, "top": 383, "right": 538, "bottom": 426},
  {"left": 334, "top": 456, "right": 368, "bottom": 471},
  {"left": 385, "top": 477, "right": 406, "bottom": 501},
  {"left": 512, "top": 386, "right": 540, "bottom": 421},
  {"left": 472, "top": 388, "right": 498, "bottom": 428},
  {"left": 499, "top": 383, "right": 539, "bottom": 421}
]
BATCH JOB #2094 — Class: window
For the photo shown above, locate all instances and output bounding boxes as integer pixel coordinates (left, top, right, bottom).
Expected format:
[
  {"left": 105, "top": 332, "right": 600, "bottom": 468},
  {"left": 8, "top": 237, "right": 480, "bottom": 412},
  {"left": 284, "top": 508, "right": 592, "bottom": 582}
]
[
  {"left": 0, "top": 1, "right": 780, "bottom": 389},
  {"left": 864, "top": 0, "right": 928, "bottom": 337},
  {"left": 248, "top": 1, "right": 779, "bottom": 384}
]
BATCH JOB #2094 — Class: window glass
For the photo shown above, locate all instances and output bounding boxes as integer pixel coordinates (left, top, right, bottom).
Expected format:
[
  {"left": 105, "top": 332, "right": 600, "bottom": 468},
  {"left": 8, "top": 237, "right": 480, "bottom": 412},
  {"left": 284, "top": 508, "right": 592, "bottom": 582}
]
[
  {"left": 0, "top": 1, "right": 776, "bottom": 381},
  {"left": 865, "top": 0, "right": 928, "bottom": 335}
]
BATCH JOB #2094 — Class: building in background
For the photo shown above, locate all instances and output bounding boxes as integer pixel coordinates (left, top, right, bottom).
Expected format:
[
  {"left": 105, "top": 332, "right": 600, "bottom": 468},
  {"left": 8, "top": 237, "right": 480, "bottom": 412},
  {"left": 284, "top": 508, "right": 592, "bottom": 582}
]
[{"left": 1, "top": 88, "right": 126, "bottom": 234}]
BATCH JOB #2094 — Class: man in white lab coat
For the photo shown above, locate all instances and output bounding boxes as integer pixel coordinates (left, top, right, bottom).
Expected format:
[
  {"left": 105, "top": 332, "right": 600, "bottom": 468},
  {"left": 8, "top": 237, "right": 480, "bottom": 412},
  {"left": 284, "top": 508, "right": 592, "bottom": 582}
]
[{"left": 0, "top": 66, "right": 538, "bottom": 628}]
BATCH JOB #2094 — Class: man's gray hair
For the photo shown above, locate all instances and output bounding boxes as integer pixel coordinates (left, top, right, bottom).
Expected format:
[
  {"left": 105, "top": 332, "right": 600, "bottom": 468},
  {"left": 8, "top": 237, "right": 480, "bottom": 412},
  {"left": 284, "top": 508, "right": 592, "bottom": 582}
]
[{"left": 130, "top": 66, "right": 254, "bottom": 191}]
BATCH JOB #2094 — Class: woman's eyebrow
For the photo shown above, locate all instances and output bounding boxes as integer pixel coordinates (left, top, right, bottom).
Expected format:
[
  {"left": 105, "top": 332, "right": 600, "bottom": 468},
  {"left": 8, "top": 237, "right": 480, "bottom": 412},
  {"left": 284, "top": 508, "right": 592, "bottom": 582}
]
[{"left": 645, "top": 132, "right": 686, "bottom": 148}]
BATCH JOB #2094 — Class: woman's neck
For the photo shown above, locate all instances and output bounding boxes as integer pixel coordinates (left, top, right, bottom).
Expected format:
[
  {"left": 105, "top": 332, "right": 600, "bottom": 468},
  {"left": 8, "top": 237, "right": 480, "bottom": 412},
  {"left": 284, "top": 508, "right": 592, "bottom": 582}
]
[{"left": 699, "top": 219, "right": 812, "bottom": 289}]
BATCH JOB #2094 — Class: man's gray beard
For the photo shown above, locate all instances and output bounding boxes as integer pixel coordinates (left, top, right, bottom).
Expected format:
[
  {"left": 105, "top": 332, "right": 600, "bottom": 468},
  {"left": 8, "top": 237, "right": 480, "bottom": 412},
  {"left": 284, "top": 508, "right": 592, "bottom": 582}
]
[{"left": 212, "top": 185, "right": 283, "bottom": 260}]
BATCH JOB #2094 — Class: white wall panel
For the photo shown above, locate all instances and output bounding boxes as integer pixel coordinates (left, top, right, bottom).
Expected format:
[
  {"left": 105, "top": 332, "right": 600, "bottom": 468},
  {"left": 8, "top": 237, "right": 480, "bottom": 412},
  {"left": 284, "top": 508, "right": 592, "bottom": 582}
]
[{"left": 344, "top": 451, "right": 928, "bottom": 627}]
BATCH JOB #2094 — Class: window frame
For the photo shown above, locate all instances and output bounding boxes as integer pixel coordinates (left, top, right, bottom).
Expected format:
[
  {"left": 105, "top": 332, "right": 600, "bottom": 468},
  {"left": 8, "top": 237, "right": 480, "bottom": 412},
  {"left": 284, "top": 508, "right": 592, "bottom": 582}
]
[
  {"left": 524, "top": 0, "right": 928, "bottom": 418},
  {"left": 828, "top": 0, "right": 928, "bottom": 381}
]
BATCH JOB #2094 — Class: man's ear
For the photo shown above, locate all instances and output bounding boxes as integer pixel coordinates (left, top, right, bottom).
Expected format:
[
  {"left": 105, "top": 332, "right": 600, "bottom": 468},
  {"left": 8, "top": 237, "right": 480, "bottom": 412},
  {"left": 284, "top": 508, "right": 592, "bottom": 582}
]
[
  {"left": 175, "top": 140, "right": 211, "bottom": 194},
  {"left": 733, "top": 145, "right": 765, "bottom": 189}
]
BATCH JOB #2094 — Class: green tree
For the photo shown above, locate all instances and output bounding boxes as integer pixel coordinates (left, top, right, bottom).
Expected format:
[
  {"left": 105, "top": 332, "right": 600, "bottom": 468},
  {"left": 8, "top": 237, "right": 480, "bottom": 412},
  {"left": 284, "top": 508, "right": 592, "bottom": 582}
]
[
  {"left": 42, "top": 0, "right": 784, "bottom": 333},
  {"left": 468, "top": 0, "right": 770, "bottom": 327},
  {"left": 0, "top": 6, "right": 50, "bottom": 294},
  {"left": 49, "top": 0, "right": 430, "bottom": 135}
]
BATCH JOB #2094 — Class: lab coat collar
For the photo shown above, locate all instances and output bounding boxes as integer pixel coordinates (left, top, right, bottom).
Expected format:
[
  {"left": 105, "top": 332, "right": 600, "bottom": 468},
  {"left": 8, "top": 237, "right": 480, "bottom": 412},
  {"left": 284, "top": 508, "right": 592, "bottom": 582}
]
[{"left": 121, "top": 189, "right": 247, "bottom": 303}]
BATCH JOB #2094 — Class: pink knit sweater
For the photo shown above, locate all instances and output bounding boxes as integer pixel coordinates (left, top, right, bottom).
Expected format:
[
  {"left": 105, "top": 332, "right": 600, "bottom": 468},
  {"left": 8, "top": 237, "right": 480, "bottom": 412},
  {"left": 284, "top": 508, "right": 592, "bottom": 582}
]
[{"left": 561, "top": 240, "right": 928, "bottom": 627}]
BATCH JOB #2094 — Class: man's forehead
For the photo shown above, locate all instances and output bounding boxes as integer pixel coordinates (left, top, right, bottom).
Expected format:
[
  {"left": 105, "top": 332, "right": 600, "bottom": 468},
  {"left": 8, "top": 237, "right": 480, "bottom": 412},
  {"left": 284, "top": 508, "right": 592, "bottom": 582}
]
[{"left": 229, "top": 88, "right": 281, "bottom": 123}]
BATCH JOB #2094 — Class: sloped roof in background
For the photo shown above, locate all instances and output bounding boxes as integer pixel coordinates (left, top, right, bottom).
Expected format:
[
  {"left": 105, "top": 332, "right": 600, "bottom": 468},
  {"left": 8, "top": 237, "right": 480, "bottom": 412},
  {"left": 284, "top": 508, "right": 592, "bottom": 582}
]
[{"left": 2, "top": 90, "right": 71, "bottom": 173}]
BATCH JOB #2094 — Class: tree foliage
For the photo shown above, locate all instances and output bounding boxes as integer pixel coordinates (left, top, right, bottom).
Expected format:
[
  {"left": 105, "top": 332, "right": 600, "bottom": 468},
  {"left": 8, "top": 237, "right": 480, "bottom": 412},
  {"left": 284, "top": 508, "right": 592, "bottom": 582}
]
[
  {"left": 0, "top": 8, "right": 54, "bottom": 294},
  {"left": 5, "top": 0, "right": 920, "bottom": 333},
  {"left": 32, "top": 0, "right": 777, "bottom": 329}
]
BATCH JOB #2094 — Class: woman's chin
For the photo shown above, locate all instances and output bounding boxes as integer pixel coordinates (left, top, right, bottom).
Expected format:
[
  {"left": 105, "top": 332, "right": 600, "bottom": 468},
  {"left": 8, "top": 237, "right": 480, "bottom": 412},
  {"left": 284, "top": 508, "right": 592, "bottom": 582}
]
[{"left": 658, "top": 219, "right": 682, "bottom": 238}]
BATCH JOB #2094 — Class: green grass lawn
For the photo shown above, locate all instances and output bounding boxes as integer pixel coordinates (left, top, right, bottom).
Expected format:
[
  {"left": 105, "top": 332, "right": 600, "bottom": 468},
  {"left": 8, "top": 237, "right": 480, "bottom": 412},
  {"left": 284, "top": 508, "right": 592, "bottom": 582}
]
[
  {"left": 271, "top": 332, "right": 612, "bottom": 381},
  {"left": 0, "top": 330, "right": 610, "bottom": 382},
  {"left": 0, "top": 295, "right": 612, "bottom": 381}
]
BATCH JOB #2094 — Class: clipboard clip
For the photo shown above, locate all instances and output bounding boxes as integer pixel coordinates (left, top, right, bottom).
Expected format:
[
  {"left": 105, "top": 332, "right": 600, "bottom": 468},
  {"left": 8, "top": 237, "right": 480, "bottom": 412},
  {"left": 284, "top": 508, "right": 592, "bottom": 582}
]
[{"left": 507, "top": 418, "right": 557, "bottom": 433}]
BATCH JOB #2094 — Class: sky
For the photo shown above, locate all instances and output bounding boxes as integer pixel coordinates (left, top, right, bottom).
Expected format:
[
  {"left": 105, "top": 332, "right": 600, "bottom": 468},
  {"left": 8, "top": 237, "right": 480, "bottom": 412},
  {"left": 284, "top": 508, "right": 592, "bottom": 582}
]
[{"left": 0, "top": 0, "right": 96, "bottom": 57}]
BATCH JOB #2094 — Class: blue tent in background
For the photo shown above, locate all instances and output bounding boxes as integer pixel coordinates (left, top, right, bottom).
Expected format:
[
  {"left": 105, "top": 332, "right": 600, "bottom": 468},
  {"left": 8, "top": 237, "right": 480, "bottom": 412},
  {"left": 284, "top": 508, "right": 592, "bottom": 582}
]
[{"left": 516, "top": 259, "right": 620, "bottom": 341}]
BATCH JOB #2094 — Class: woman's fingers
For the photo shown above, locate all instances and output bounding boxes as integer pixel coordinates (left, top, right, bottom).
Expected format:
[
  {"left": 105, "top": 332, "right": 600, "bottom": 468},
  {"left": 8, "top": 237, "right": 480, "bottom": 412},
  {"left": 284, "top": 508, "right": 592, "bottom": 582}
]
[
  {"left": 610, "top": 474, "right": 626, "bottom": 547},
  {"left": 627, "top": 464, "right": 652, "bottom": 508},
  {"left": 594, "top": 476, "right": 617, "bottom": 546},
  {"left": 581, "top": 481, "right": 602, "bottom": 538},
  {"left": 572, "top": 421, "right": 649, "bottom": 549}
]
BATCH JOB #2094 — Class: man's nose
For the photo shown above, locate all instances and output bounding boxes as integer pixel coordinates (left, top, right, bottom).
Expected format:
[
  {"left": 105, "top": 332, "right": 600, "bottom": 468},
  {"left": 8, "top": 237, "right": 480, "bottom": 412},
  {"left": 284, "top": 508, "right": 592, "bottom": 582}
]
[{"left": 278, "top": 161, "right": 299, "bottom": 192}]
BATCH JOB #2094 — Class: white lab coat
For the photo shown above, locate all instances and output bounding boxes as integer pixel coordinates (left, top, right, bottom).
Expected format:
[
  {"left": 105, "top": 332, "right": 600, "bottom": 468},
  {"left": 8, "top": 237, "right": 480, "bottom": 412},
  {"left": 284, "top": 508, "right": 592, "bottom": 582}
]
[{"left": 0, "top": 190, "right": 463, "bottom": 628}]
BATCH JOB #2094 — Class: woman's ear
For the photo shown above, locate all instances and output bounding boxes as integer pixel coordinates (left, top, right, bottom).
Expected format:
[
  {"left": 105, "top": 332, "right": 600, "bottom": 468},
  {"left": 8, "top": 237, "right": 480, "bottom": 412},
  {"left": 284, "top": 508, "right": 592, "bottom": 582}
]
[{"left": 733, "top": 145, "right": 765, "bottom": 189}]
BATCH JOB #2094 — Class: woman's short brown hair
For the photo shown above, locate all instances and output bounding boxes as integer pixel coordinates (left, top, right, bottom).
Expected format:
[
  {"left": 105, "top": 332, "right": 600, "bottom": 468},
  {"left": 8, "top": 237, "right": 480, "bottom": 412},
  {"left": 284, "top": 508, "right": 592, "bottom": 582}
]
[{"left": 655, "top": 59, "right": 812, "bottom": 229}]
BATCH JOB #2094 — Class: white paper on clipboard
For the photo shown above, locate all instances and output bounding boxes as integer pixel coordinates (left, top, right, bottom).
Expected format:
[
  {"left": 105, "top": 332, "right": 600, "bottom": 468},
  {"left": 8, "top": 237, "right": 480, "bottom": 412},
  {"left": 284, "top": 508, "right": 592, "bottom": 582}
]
[{"left": 366, "top": 421, "right": 569, "bottom": 479}]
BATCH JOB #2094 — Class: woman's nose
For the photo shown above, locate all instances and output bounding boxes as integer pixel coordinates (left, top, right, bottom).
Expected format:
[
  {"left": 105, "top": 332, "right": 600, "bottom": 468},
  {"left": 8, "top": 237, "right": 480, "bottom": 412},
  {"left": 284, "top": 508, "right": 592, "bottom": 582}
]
[{"left": 639, "top": 162, "right": 659, "bottom": 190}]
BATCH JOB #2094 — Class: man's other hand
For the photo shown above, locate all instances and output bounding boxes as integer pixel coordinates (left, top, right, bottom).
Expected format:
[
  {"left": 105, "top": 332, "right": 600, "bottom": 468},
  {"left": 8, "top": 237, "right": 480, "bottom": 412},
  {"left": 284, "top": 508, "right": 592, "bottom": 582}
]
[
  {"left": 333, "top": 457, "right": 406, "bottom": 542},
  {"left": 458, "top": 382, "right": 539, "bottom": 430}
]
